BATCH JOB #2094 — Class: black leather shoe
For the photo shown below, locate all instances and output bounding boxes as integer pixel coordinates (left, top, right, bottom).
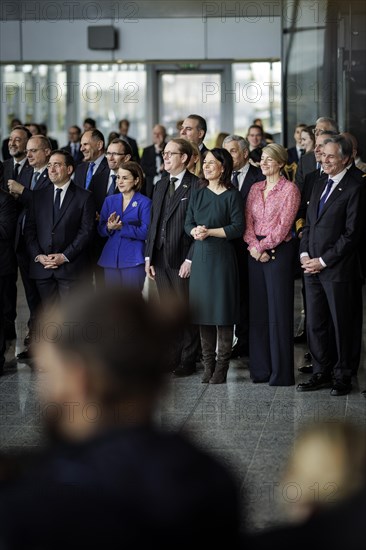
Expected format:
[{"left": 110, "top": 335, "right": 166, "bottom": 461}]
[
  {"left": 304, "top": 352, "right": 312, "bottom": 362},
  {"left": 330, "top": 381, "right": 352, "bottom": 396},
  {"left": 297, "top": 373, "right": 332, "bottom": 392},
  {"left": 298, "top": 364, "right": 313, "bottom": 374},
  {"left": 294, "top": 331, "right": 307, "bottom": 344},
  {"left": 173, "top": 364, "right": 196, "bottom": 377},
  {"left": 231, "top": 343, "right": 249, "bottom": 359}
]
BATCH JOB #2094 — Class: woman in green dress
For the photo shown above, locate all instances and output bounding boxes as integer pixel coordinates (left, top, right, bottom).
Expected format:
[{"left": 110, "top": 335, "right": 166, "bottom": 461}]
[{"left": 185, "top": 148, "right": 245, "bottom": 384}]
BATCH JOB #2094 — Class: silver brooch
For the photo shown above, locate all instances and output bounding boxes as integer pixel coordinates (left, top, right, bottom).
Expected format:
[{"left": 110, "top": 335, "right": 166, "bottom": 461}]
[{"left": 132, "top": 201, "right": 138, "bottom": 207}]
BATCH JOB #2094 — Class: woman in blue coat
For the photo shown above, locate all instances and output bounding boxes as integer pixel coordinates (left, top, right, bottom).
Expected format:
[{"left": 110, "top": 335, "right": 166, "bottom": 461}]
[{"left": 98, "top": 162, "right": 151, "bottom": 290}]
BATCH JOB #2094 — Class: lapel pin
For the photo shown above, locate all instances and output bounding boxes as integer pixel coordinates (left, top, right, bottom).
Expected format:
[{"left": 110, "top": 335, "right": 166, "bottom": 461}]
[{"left": 183, "top": 184, "right": 188, "bottom": 188}]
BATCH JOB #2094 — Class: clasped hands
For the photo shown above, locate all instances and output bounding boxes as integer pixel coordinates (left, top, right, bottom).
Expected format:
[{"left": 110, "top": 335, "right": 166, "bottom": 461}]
[
  {"left": 250, "top": 247, "right": 270, "bottom": 263},
  {"left": 38, "top": 254, "right": 66, "bottom": 269},
  {"left": 192, "top": 225, "right": 210, "bottom": 241},
  {"left": 107, "top": 211, "right": 122, "bottom": 231},
  {"left": 7, "top": 179, "right": 24, "bottom": 196},
  {"left": 301, "top": 257, "right": 324, "bottom": 274}
]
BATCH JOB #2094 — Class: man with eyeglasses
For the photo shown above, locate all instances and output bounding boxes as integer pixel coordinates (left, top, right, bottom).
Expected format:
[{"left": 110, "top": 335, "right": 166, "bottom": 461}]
[
  {"left": 7, "top": 134, "right": 52, "bottom": 362},
  {"left": 145, "top": 138, "right": 200, "bottom": 377},
  {"left": 25, "top": 150, "right": 95, "bottom": 306},
  {"left": 296, "top": 117, "right": 339, "bottom": 190}
]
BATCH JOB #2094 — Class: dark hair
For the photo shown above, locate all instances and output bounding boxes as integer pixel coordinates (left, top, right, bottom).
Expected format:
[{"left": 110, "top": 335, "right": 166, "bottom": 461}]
[
  {"left": 38, "top": 288, "right": 185, "bottom": 401},
  {"left": 82, "top": 128, "right": 105, "bottom": 149},
  {"left": 247, "top": 124, "right": 264, "bottom": 137},
  {"left": 119, "top": 119, "right": 130, "bottom": 128},
  {"left": 167, "top": 138, "right": 194, "bottom": 166},
  {"left": 323, "top": 135, "right": 353, "bottom": 161},
  {"left": 186, "top": 114, "right": 207, "bottom": 139},
  {"left": 201, "top": 148, "right": 234, "bottom": 189},
  {"left": 11, "top": 125, "right": 32, "bottom": 140},
  {"left": 84, "top": 117, "right": 96, "bottom": 128},
  {"left": 27, "top": 122, "right": 41, "bottom": 134},
  {"left": 50, "top": 149, "right": 76, "bottom": 172},
  {"left": 69, "top": 125, "right": 82, "bottom": 135},
  {"left": 118, "top": 161, "right": 144, "bottom": 191},
  {"left": 110, "top": 138, "right": 133, "bottom": 158}
]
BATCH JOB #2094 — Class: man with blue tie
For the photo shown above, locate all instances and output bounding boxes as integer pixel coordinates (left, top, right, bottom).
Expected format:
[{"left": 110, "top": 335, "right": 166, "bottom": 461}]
[
  {"left": 297, "top": 136, "right": 364, "bottom": 396},
  {"left": 25, "top": 150, "right": 95, "bottom": 305}
]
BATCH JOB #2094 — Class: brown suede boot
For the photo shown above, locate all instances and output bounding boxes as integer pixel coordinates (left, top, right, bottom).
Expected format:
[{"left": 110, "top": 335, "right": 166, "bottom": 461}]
[{"left": 210, "top": 326, "right": 233, "bottom": 384}]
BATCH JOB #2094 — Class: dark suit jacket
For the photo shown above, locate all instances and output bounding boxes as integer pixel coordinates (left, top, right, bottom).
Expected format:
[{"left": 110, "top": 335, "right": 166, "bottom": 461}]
[
  {"left": 300, "top": 172, "right": 364, "bottom": 282},
  {"left": 62, "top": 143, "right": 84, "bottom": 165},
  {"left": 74, "top": 156, "right": 111, "bottom": 213},
  {"left": 287, "top": 146, "right": 302, "bottom": 165},
  {"left": 25, "top": 182, "right": 95, "bottom": 280},
  {"left": 295, "top": 168, "right": 327, "bottom": 234},
  {"left": 295, "top": 152, "right": 316, "bottom": 190},
  {"left": 249, "top": 146, "right": 262, "bottom": 164},
  {"left": 347, "top": 162, "right": 365, "bottom": 184},
  {"left": 200, "top": 143, "right": 209, "bottom": 156},
  {"left": 0, "top": 426, "right": 240, "bottom": 549},
  {"left": 15, "top": 166, "right": 52, "bottom": 250},
  {"left": 238, "top": 164, "right": 263, "bottom": 205},
  {"left": 0, "top": 161, "right": 3, "bottom": 189},
  {"left": 145, "top": 170, "right": 199, "bottom": 268},
  {"left": 2, "top": 158, "right": 33, "bottom": 189},
  {"left": 1, "top": 138, "right": 11, "bottom": 161},
  {"left": 0, "top": 189, "right": 17, "bottom": 276},
  {"left": 141, "top": 143, "right": 165, "bottom": 198}
]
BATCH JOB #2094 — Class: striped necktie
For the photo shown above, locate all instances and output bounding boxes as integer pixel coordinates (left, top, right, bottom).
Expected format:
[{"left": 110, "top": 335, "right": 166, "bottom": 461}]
[{"left": 85, "top": 162, "right": 95, "bottom": 189}]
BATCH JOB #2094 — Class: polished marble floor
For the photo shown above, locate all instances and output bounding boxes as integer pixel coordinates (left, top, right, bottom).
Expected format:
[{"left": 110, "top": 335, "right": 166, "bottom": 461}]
[{"left": 1, "top": 280, "right": 366, "bottom": 531}]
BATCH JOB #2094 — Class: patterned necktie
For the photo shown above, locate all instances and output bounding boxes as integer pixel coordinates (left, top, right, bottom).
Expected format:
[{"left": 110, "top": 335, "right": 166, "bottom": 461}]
[
  {"left": 169, "top": 177, "right": 178, "bottom": 198},
  {"left": 53, "top": 188, "right": 62, "bottom": 223},
  {"left": 107, "top": 174, "right": 117, "bottom": 196},
  {"left": 318, "top": 178, "right": 334, "bottom": 216},
  {"left": 85, "top": 162, "right": 95, "bottom": 189},
  {"left": 232, "top": 171, "right": 241, "bottom": 189},
  {"left": 13, "top": 163, "right": 21, "bottom": 180},
  {"left": 31, "top": 171, "right": 40, "bottom": 190}
]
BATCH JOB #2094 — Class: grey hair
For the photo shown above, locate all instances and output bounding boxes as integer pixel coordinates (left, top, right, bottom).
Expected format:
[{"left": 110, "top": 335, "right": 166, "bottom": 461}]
[
  {"left": 222, "top": 134, "right": 249, "bottom": 152},
  {"left": 316, "top": 117, "right": 339, "bottom": 133}
]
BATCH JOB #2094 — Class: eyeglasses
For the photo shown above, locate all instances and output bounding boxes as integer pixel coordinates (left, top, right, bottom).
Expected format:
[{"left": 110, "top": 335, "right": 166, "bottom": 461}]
[
  {"left": 27, "top": 148, "right": 46, "bottom": 154},
  {"left": 162, "top": 151, "right": 182, "bottom": 159},
  {"left": 106, "top": 152, "right": 126, "bottom": 157},
  {"left": 47, "top": 162, "right": 67, "bottom": 169}
]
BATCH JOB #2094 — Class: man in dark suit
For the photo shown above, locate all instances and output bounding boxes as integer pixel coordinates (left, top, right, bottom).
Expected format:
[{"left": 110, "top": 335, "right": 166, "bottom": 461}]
[
  {"left": 119, "top": 118, "right": 140, "bottom": 163},
  {"left": 8, "top": 134, "right": 52, "bottom": 359},
  {"left": 0, "top": 288, "right": 240, "bottom": 548},
  {"left": 73, "top": 128, "right": 107, "bottom": 192},
  {"left": 0, "top": 189, "right": 17, "bottom": 375},
  {"left": 180, "top": 114, "right": 209, "bottom": 155},
  {"left": 297, "top": 136, "right": 364, "bottom": 396},
  {"left": 246, "top": 124, "right": 264, "bottom": 165},
  {"left": 1, "top": 118, "right": 22, "bottom": 162},
  {"left": 223, "top": 134, "right": 263, "bottom": 358},
  {"left": 145, "top": 138, "right": 200, "bottom": 377},
  {"left": 1, "top": 125, "right": 32, "bottom": 346},
  {"left": 61, "top": 125, "right": 84, "bottom": 165},
  {"left": 287, "top": 123, "right": 306, "bottom": 165},
  {"left": 141, "top": 124, "right": 167, "bottom": 198},
  {"left": 296, "top": 117, "right": 339, "bottom": 190},
  {"left": 25, "top": 150, "right": 95, "bottom": 305}
]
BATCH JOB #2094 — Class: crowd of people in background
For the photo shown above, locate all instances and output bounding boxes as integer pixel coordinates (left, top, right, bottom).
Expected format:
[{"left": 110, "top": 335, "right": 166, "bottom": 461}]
[
  {"left": 0, "top": 112, "right": 366, "bottom": 547},
  {"left": 0, "top": 113, "right": 366, "bottom": 398}
]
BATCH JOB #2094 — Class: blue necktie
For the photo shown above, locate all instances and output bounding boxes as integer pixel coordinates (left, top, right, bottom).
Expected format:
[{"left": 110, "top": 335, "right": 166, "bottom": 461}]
[
  {"left": 232, "top": 171, "right": 240, "bottom": 189},
  {"left": 85, "top": 162, "right": 95, "bottom": 189},
  {"left": 53, "top": 188, "right": 62, "bottom": 223},
  {"left": 107, "top": 174, "right": 117, "bottom": 196},
  {"left": 318, "top": 178, "right": 334, "bottom": 216},
  {"left": 31, "top": 171, "right": 40, "bottom": 190}
]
